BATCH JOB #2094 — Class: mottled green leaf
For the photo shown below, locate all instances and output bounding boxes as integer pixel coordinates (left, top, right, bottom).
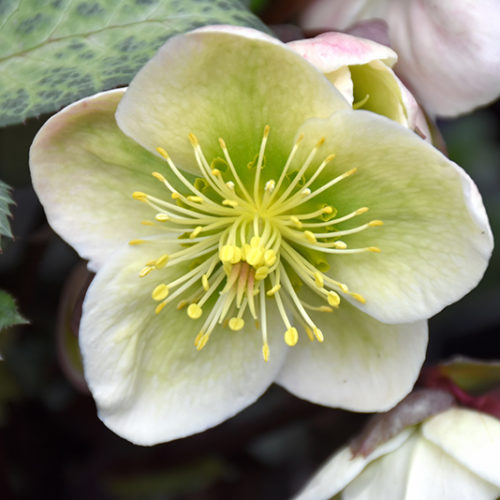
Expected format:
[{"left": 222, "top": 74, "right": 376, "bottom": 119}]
[
  {"left": 0, "top": 179, "right": 14, "bottom": 249},
  {"left": 0, "top": 0, "right": 268, "bottom": 126},
  {"left": 0, "top": 290, "right": 28, "bottom": 332}
]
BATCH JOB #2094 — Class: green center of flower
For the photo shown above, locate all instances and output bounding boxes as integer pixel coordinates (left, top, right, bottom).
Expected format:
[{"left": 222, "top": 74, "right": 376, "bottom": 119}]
[{"left": 130, "top": 126, "right": 382, "bottom": 361}]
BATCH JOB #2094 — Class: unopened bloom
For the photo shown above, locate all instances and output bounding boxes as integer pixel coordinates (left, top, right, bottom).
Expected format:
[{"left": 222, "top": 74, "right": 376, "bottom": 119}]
[
  {"left": 302, "top": 0, "right": 500, "bottom": 117},
  {"left": 288, "top": 31, "right": 423, "bottom": 133},
  {"left": 30, "top": 26, "right": 491, "bottom": 445},
  {"left": 296, "top": 408, "right": 500, "bottom": 500}
]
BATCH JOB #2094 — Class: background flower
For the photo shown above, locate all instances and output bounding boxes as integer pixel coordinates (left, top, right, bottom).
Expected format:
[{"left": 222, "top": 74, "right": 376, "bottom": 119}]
[{"left": 301, "top": 0, "right": 500, "bottom": 117}]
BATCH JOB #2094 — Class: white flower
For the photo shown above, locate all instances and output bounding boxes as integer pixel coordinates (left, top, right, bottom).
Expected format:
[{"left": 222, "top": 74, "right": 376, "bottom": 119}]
[
  {"left": 295, "top": 408, "right": 500, "bottom": 500},
  {"left": 29, "top": 26, "right": 492, "bottom": 445}
]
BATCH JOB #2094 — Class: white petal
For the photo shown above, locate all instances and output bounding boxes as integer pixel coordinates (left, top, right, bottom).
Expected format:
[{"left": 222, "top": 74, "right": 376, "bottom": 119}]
[
  {"left": 294, "top": 428, "right": 414, "bottom": 500},
  {"left": 80, "top": 239, "right": 288, "bottom": 445},
  {"left": 30, "top": 89, "right": 168, "bottom": 271},
  {"left": 276, "top": 299, "right": 428, "bottom": 412},
  {"left": 422, "top": 408, "right": 500, "bottom": 488}
]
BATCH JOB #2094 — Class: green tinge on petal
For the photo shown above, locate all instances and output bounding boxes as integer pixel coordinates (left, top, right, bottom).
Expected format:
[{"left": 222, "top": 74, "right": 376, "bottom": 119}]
[
  {"left": 292, "top": 110, "right": 492, "bottom": 324},
  {"left": 80, "top": 238, "right": 288, "bottom": 445},
  {"left": 350, "top": 61, "right": 408, "bottom": 125},
  {"left": 276, "top": 296, "right": 428, "bottom": 412},
  {"left": 422, "top": 408, "right": 500, "bottom": 488},
  {"left": 116, "top": 26, "right": 349, "bottom": 185},
  {"left": 30, "top": 89, "right": 174, "bottom": 271}
]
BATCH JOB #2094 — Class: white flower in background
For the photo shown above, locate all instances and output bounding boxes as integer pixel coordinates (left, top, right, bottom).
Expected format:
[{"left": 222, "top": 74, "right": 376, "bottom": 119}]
[
  {"left": 301, "top": 0, "right": 500, "bottom": 117},
  {"left": 30, "top": 26, "right": 492, "bottom": 445},
  {"left": 295, "top": 408, "right": 500, "bottom": 500}
]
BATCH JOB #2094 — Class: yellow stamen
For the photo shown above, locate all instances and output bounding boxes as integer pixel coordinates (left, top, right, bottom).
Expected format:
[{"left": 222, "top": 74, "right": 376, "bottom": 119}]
[
  {"left": 152, "top": 284, "right": 169, "bottom": 301},
  {"left": 229, "top": 317, "right": 245, "bottom": 331},
  {"left": 187, "top": 303, "right": 203, "bottom": 319},
  {"left": 284, "top": 327, "right": 299, "bottom": 346}
]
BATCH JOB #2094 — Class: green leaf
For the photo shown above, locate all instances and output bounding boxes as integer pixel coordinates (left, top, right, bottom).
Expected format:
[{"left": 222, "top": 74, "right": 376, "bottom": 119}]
[
  {"left": 0, "top": 179, "right": 14, "bottom": 249},
  {"left": 0, "top": 290, "right": 28, "bottom": 332},
  {"left": 0, "top": 0, "right": 268, "bottom": 127}
]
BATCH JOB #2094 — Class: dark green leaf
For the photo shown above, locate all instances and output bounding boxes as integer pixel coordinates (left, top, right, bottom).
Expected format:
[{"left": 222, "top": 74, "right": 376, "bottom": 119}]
[
  {"left": 0, "top": 290, "right": 28, "bottom": 332},
  {"left": 0, "top": 0, "right": 268, "bottom": 126},
  {"left": 0, "top": 179, "right": 14, "bottom": 249}
]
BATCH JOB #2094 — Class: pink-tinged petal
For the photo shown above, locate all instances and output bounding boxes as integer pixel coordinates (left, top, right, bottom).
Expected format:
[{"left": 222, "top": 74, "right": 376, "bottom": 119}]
[
  {"left": 387, "top": 0, "right": 500, "bottom": 116},
  {"left": 276, "top": 298, "right": 428, "bottom": 412},
  {"left": 30, "top": 90, "right": 169, "bottom": 271},
  {"left": 288, "top": 31, "right": 397, "bottom": 73}
]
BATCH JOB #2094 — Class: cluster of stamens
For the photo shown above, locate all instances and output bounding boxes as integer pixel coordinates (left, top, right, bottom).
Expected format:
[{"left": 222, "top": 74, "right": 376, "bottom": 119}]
[{"left": 130, "top": 126, "right": 382, "bottom": 361}]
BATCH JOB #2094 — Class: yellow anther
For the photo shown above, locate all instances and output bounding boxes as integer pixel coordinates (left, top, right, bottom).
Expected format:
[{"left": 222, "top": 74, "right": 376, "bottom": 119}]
[
  {"left": 196, "top": 333, "right": 210, "bottom": 351},
  {"left": 156, "top": 146, "right": 169, "bottom": 159},
  {"left": 246, "top": 247, "right": 264, "bottom": 267},
  {"left": 255, "top": 266, "right": 269, "bottom": 281},
  {"left": 264, "top": 249, "right": 276, "bottom": 267},
  {"left": 301, "top": 188, "right": 311, "bottom": 196},
  {"left": 187, "top": 195, "right": 203, "bottom": 203},
  {"left": 262, "top": 343, "right": 270, "bottom": 362},
  {"left": 265, "top": 180, "right": 275, "bottom": 192},
  {"left": 211, "top": 168, "right": 221, "bottom": 176},
  {"left": 128, "top": 239, "right": 145, "bottom": 245},
  {"left": 327, "top": 291, "right": 341, "bottom": 307},
  {"left": 220, "top": 245, "right": 235, "bottom": 263},
  {"left": 334, "top": 241, "right": 347, "bottom": 249},
  {"left": 284, "top": 327, "right": 299, "bottom": 347},
  {"left": 314, "top": 271, "right": 324, "bottom": 288},
  {"left": 318, "top": 305, "right": 333, "bottom": 312},
  {"left": 226, "top": 181, "right": 235, "bottom": 190},
  {"left": 325, "top": 153, "right": 336, "bottom": 163},
  {"left": 313, "top": 327, "right": 324, "bottom": 342},
  {"left": 152, "top": 171, "right": 166, "bottom": 183},
  {"left": 266, "top": 283, "right": 281, "bottom": 296},
  {"left": 356, "top": 207, "right": 369, "bottom": 215},
  {"left": 202, "top": 274, "right": 209, "bottom": 291},
  {"left": 155, "top": 213, "right": 170, "bottom": 222},
  {"left": 290, "top": 216, "right": 303, "bottom": 228},
  {"left": 176, "top": 300, "right": 188, "bottom": 310},
  {"left": 231, "top": 246, "right": 242, "bottom": 264},
  {"left": 368, "top": 246, "right": 381, "bottom": 253},
  {"left": 229, "top": 317, "right": 245, "bottom": 331},
  {"left": 139, "top": 266, "right": 153, "bottom": 277},
  {"left": 305, "top": 327, "right": 315, "bottom": 342},
  {"left": 316, "top": 137, "right": 325, "bottom": 147},
  {"left": 250, "top": 236, "right": 261, "bottom": 248},
  {"left": 368, "top": 220, "right": 384, "bottom": 227},
  {"left": 187, "top": 303, "right": 203, "bottom": 319},
  {"left": 141, "top": 220, "right": 154, "bottom": 226},
  {"left": 188, "top": 133, "right": 199, "bottom": 146},
  {"left": 351, "top": 292, "right": 366, "bottom": 304},
  {"left": 222, "top": 199, "right": 238, "bottom": 208},
  {"left": 171, "top": 192, "right": 181, "bottom": 200},
  {"left": 155, "top": 254, "right": 169, "bottom": 269},
  {"left": 338, "top": 283, "right": 349, "bottom": 293},
  {"left": 344, "top": 167, "right": 357, "bottom": 177},
  {"left": 190, "top": 226, "right": 203, "bottom": 239},
  {"left": 152, "top": 284, "right": 169, "bottom": 301},
  {"left": 304, "top": 230, "right": 317, "bottom": 243},
  {"left": 155, "top": 301, "right": 168, "bottom": 314},
  {"left": 263, "top": 124, "right": 270, "bottom": 137},
  {"left": 194, "top": 332, "right": 203, "bottom": 346},
  {"left": 321, "top": 205, "right": 333, "bottom": 214},
  {"left": 218, "top": 137, "right": 227, "bottom": 149},
  {"left": 132, "top": 191, "right": 148, "bottom": 202}
]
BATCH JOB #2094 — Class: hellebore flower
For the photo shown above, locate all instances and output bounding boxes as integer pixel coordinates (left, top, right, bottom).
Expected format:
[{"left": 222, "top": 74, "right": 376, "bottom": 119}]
[
  {"left": 287, "top": 31, "right": 423, "bottom": 133},
  {"left": 301, "top": 0, "right": 500, "bottom": 117},
  {"left": 295, "top": 407, "right": 500, "bottom": 500},
  {"left": 30, "top": 26, "right": 492, "bottom": 445}
]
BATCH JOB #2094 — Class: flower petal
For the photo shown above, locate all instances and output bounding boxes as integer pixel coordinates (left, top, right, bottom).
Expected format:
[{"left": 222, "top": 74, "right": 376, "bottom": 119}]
[
  {"left": 30, "top": 90, "right": 170, "bottom": 271},
  {"left": 115, "top": 26, "right": 349, "bottom": 179},
  {"left": 288, "top": 31, "right": 397, "bottom": 73},
  {"left": 80, "top": 238, "right": 288, "bottom": 445},
  {"left": 276, "top": 298, "right": 427, "bottom": 412},
  {"left": 422, "top": 408, "right": 500, "bottom": 488},
  {"left": 345, "top": 431, "right": 500, "bottom": 500},
  {"left": 295, "top": 110, "right": 492, "bottom": 323},
  {"left": 294, "top": 428, "right": 413, "bottom": 500}
]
